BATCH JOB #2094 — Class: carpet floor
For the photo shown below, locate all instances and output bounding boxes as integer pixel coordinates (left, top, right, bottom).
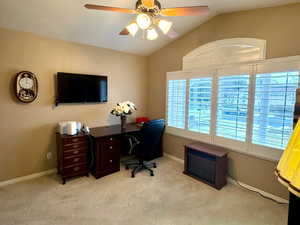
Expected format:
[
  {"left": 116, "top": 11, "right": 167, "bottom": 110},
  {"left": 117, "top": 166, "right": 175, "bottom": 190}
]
[{"left": 0, "top": 157, "right": 287, "bottom": 225}]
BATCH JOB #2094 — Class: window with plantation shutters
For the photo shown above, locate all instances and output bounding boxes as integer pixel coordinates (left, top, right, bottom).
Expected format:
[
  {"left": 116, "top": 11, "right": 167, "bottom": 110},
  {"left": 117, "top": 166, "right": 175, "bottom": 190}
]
[
  {"left": 216, "top": 75, "right": 250, "bottom": 141},
  {"left": 167, "top": 79, "right": 186, "bottom": 129},
  {"left": 188, "top": 78, "right": 212, "bottom": 134},
  {"left": 252, "top": 71, "right": 299, "bottom": 149},
  {"left": 166, "top": 55, "right": 300, "bottom": 161}
]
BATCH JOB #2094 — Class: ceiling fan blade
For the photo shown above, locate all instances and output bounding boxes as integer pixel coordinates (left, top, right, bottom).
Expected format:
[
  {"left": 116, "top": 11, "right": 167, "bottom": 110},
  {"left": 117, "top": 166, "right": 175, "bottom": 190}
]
[
  {"left": 84, "top": 4, "right": 136, "bottom": 14},
  {"left": 141, "top": 0, "right": 155, "bottom": 8},
  {"left": 119, "top": 28, "right": 129, "bottom": 35},
  {"left": 167, "top": 29, "right": 179, "bottom": 39},
  {"left": 161, "top": 6, "right": 209, "bottom": 16}
]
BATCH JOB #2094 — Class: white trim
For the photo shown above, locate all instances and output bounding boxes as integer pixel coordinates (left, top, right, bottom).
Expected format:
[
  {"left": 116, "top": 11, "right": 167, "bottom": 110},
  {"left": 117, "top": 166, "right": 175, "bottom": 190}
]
[
  {"left": 185, "top": 79, "right": 190, "bottom": 130},
  {"left": 227, "top": 177, "right": 288, "bottom": 204},
  {"left": 164, "top": 153, "right": 184, "bottom": 164},
  {"left": 164, "top": 154, "right": 288, "bottom": 203},
  {"left": 166, "top": 127, "right": 212, "bottom": 143},
  {"left": 0, "top": 169, "right": 57, "bottom": 187},
  {"left": 183, "top": 38, "right": 267, "bottom": 70},
  {"left": 165, "top": 131, "right": 281, "bottom": 163},
  {"left": 172, "top": 55, "right": 300, "bottom": 76}
]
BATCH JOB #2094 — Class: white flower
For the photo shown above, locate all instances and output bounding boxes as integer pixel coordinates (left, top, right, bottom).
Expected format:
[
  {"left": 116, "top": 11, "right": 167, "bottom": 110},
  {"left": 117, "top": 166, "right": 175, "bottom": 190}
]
[
  {"left": 111, "top": 101, "right": 137, "bottom": 116},
  {"left": 122, "top": 105, "right": 129, "bottom": 113},
  {"left": 125, "top": 101, "right": 136, "bottom": 110}
]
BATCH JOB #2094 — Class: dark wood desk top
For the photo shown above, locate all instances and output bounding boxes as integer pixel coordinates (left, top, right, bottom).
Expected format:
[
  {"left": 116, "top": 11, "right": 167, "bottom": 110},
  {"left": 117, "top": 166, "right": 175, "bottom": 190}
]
[
  {"left": 90, "top": 123, "right": 141, "bottom": 138},
  {"left": 185, "top": 142, "right": 228, "bottom": 157},
  {"left": 56, "top": 132, "right": 88, "bottom": 138}
]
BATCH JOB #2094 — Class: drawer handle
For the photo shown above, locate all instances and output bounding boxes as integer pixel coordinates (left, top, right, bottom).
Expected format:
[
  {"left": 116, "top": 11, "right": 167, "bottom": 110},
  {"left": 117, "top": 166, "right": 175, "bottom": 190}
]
[
  {"left": 73, "top": 150, "right": 79, "bottom": 154},
  {"left": 73, "top": 158, "right": 80, "bottom": 163},
  {"left": 109, "top": 146, "right": 113, "bottom": 150},
  {"left": 73, "top": 166, "right": 80, "bottom": 171},
  {"left": 73, "top": 144, "right": 79, "bottom": 149},
  {"left": 72, "top": 138, "right": 79, "bottom": 143},
  {"left": 109, "top": 160, "right": 113, "bottom": 163},
  {"left": 110, "top": 137, "right": 113, "bottom": 141}
]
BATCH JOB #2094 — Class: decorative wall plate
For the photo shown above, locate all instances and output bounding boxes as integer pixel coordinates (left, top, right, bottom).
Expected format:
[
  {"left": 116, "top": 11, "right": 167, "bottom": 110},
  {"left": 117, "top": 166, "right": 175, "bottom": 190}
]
[{"left": 14, "top": 71, "right": 38, "bottom": 103}]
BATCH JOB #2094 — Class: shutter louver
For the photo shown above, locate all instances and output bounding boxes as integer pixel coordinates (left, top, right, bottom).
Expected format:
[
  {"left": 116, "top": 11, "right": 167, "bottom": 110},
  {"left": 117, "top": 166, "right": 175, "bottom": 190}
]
[
  {"left": 188, "top": 78, "right": 212, "bottom": 134},
  {"left": 252, "top": 71, "right": 299, "bottom": 149},
  {"left": 216, "top": 75, "right": 250, "bottom": 141},
  {"left": 167, "top": 80, "right": 186, "bottom": 129}
]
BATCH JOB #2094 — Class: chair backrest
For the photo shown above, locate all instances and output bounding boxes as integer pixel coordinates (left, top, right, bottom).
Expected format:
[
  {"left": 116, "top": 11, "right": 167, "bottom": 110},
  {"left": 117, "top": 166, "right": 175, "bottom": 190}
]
[{"left": 137, "top": 119, "right": 165, "bottom": 161}]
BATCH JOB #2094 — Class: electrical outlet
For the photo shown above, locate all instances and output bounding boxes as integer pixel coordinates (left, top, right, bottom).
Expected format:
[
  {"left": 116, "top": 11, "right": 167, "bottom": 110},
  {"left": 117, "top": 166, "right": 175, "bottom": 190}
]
[{"left": 46, "top": 152, "right": 52, "bottom": 160}]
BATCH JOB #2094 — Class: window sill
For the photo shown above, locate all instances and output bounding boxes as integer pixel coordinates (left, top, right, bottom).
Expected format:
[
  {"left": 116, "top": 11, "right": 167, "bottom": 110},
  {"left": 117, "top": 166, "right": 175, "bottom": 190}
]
[{"left": 165, "top": 126, "right": 282, "bottom": 163}]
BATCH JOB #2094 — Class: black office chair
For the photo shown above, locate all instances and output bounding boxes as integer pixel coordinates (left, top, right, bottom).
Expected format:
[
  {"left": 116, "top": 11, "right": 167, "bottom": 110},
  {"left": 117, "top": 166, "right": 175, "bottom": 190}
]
[{"left": 125, "top": 119, "right": 165, "bottom": 178}]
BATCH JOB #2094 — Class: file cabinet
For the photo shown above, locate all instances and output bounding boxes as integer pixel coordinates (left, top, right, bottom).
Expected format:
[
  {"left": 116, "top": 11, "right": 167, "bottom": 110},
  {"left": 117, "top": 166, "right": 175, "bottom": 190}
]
[
  {"left": 56, "top": 133, "right": 89, "bottom": 184},
  {"left": 90, "top": 135, "right": 121, "bottom": 179}
]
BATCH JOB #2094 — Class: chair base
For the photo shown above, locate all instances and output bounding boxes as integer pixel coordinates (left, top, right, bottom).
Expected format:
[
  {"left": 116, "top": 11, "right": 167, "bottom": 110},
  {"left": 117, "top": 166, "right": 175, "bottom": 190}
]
[{"left": 125, "top": 160, "right": 157, "bottom": 178}]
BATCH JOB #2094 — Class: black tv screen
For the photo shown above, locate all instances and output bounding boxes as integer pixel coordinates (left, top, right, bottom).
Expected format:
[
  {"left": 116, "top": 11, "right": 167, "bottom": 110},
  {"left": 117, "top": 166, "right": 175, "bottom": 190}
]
[{"left": 56, "top": 73, "right": 108, "bottom": 104}]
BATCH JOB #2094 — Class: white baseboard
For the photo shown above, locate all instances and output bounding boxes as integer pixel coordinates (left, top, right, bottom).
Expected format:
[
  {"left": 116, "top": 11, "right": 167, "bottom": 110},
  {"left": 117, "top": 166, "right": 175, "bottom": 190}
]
[
  {"left": 227, "top": 177, "right": 288, "bottom": 203},
  {"left": 164, "top": 153, "right": 288, "bottom": 203},
  {"left": 164, "top": 153, "right": 184, "bottom": 164},
  {"left": 0, "top": 169, "right": 57, "bottom": 188}
]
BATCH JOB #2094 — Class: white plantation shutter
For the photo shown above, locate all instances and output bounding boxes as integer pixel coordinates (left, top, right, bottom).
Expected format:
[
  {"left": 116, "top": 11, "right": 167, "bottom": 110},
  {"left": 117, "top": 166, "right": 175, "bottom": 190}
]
[
  {"left": 216, "top": 75, "right": 250, "bottom": 141},
  {"left": 167, "top": 79, "right": 186, "bottom": 129},
  {"left": 252, "top": 71, "right": 299, "bottom": 149},
  {"left": 166, "top": 57, "right": 300, "bottom": 161},
  {"left": 188, "top": 78, "right": 212, "bottom": 134}
]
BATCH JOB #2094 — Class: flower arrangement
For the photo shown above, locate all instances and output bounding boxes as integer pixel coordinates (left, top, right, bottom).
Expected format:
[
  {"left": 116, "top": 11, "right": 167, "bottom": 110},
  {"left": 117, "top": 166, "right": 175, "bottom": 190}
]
[{"left": 110, "top": 101, "right": 137, "bottom": 117}]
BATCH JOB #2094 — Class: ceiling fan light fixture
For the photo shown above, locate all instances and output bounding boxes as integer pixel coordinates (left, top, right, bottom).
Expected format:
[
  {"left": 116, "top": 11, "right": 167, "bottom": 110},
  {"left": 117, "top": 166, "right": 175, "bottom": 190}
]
[
  {"left": 136, "top": 13, "right": 152, "bottom": 30},
  {"left": 147, "top": 28, "right": 158, "bottom": 40},
  {"left": 126, "top": 22, "right": 139, "bottom": 36},
  {"left": 158, "top": 19, "right": 173, "bottom": 34}
]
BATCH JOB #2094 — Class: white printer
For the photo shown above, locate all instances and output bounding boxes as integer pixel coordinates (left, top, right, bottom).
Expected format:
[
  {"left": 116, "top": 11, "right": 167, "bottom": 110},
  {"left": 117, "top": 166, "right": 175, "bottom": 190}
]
[{"left": 58, "top": 121, "right": 81, "bottom": 135}]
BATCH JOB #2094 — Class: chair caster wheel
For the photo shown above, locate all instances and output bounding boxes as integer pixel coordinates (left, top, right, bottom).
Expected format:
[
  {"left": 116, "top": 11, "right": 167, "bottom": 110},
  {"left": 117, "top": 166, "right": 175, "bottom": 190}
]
[
  {"left": 153, "top": 164, "right": 157, "bottom": 168},
  {"left": 125, "top": 166, "right": 129, "bottom": 170},
  {"left": 150, "top": 172, "right": 154, "bottom": 176},
  {"left": 131, "top": 173, "right": 135, "bottom": 178}
]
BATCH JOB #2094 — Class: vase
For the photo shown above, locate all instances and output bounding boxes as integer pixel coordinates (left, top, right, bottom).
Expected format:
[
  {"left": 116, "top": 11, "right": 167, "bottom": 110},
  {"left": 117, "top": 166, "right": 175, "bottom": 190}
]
[{"left": 120, "top": 115, "right": 127, "bottom": 131}]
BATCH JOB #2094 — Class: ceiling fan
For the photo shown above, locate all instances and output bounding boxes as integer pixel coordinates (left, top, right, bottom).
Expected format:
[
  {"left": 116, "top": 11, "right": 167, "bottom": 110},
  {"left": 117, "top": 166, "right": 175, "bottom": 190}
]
[{"left": 84, "top": 0, "right": 209, "bottom": 40}]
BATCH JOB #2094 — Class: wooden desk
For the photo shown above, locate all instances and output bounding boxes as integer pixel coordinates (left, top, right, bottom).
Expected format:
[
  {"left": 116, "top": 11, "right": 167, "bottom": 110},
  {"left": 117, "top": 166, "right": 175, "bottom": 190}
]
[
  {"left": 89, "top": 123, "right": 141, "bottom": 179},
  {"left": 90, "top": 123, "right": 140, "bottom": 138},
  {"left": 56, "top": 123, "right": 163, "bottom": 183}
]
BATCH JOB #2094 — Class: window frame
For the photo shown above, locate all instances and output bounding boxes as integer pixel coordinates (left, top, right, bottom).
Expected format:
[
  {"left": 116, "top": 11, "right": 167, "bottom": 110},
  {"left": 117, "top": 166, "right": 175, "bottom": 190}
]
[
  {"left": 213, "top": 65, "right": 253, "bottom": 151},
  {"left": 165, "top": 56, "right": 300, "bottom": 162}
]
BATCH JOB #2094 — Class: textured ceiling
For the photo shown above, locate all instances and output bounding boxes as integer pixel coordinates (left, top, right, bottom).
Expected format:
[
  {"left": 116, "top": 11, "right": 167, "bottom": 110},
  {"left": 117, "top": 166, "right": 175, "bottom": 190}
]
[{"left": 0, "top": 0, "right": 299, "bottom": 56}]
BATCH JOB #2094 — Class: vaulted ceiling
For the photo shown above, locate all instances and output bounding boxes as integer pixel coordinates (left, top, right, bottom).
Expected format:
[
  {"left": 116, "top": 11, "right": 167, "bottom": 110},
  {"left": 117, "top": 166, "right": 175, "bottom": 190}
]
[{"left": 0, "top": 0, "right": 299, "bottom": 55}]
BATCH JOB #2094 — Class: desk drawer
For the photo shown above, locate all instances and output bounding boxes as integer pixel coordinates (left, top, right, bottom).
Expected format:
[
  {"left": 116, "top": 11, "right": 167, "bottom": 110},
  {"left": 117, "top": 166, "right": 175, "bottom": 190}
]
[
  {"left": 64, "top": 154, "right": 87, "bottom": 167},
  {"left": 101, "top": 136, "right": 119, "bottom": 146},
  {"left": 102, "top": 150, "right": 119, "bottom": 163},
  {"left": 63, "top": 142, "right": 87, "bottom": 151},
  {"left": 100, "top": 140, "right": 120, "bottom": 168},
  {"left": 63, "top": 164, "right": 88, "bottom": 175},
  {"left": 102, "top": 142, "right": 119, "bottom": 154},
  {"left": 64, "top": 148, "right": 87, "bottom": 157},
  {"left": 63, "top": 136, "right": 87, "bottom": 145},
  {"left": 102, "top": 158, "right": 119, "bottom": 167}
]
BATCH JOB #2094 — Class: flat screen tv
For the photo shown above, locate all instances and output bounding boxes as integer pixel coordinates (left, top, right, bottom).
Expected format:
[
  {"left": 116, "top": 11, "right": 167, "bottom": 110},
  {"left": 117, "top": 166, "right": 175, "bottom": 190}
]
[{"left": 56, "top": 72, "right": 108, "bottom": 105}]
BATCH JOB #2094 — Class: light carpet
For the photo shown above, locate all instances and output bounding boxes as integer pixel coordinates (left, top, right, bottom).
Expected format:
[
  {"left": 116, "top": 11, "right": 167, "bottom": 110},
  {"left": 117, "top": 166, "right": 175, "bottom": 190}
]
[{"left": 0, "top": 157, "right": 287, "bottom": 225}]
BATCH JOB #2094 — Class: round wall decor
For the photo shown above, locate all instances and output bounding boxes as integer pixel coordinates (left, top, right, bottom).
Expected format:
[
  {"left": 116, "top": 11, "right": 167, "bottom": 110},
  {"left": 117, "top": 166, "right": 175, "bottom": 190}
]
[{"left": 14, "top": 71, "right": 38, "bottom": 103}]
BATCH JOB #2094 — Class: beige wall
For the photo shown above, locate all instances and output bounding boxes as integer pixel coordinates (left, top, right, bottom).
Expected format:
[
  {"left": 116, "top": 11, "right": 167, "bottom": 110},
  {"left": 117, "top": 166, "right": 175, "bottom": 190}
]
[
  {"left": 1, "top": 3, "right": 299, "bottom": 199},
  {"left": 148, "top": 3, "right": 300, "bottom": 199},
  {"left": 0, "top": 28, "right": 147, "bottom": 182}
]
